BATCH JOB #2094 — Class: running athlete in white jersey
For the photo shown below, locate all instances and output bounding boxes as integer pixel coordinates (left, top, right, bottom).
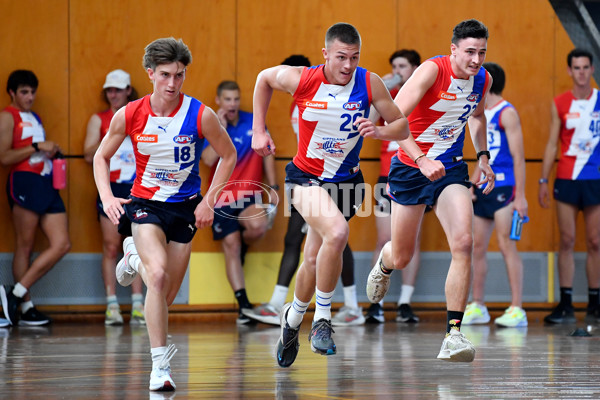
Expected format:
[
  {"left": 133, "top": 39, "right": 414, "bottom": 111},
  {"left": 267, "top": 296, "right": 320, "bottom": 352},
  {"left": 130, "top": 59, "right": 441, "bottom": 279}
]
[
  {"left": 366, "top": 19, "right": 495, "bottom": 364},
  {"left": 94, "top": 38, "right": 236, "bottom": 391},
  {"left": 252, "top": 23, "right": 410, "bottom": 368},
  {"left": 539, "top": 48, "right": 600, "bottom": 324}
]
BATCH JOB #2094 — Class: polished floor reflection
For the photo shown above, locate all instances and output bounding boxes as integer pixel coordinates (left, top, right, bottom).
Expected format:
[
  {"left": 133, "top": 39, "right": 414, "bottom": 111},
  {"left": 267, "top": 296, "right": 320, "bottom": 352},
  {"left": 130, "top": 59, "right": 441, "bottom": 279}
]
[{"left": 1, "top": 313, "right": 600, "bottom": 399}]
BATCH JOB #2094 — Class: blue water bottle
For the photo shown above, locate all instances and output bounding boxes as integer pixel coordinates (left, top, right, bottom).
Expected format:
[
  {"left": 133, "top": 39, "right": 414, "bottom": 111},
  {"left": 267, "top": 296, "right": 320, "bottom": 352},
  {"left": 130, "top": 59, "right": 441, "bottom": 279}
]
[{"left": 510, "top": 210, "right": 529, "bottom": 241}]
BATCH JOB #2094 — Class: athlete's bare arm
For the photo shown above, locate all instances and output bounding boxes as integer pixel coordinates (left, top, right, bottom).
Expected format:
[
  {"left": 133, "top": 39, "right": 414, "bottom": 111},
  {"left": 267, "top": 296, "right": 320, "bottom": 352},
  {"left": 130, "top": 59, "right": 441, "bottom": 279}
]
[{"left": 538, "top": 102, "right": 561, "bottom": 208}]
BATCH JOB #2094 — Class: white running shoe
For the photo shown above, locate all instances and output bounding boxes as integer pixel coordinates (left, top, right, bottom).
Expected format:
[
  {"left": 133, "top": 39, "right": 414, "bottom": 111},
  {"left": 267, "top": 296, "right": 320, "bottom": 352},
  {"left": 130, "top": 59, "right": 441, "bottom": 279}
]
[
  {"left": 494, "top": 306, "right": 528, "bottom": 328},
  {"left": 437, "top": 329, "right": 476, "bottom": 362},
  {"left": 149, "top": 344, "right": 177, "bottom": 391},
  {"left": 104, "top": 303, "right": 124, "bottom": 326},
  {"left": 462, "top": 302, "right": 490, "bottom": 325},
  {"left": 331, "top": 306, "right": 366, "bottom": 326},
  {"left": 366, "top": 249, "right": 391, "bottom": 303},
  {"left": 116, "top": 237, "right": 138, "bottom": 287},
  {"left": 242, "top": 303, "right": 280, "bottom": 326}
]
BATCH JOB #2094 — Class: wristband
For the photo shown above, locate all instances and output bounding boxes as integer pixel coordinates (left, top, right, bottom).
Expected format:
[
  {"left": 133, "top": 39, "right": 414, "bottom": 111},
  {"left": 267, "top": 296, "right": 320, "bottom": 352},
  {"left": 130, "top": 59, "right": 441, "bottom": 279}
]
[
  {"left": 476, "top": 150, "right": 490, "bottom": 160},
  {"left": 269, "top": 184, "right": 280, "bottom": 191},
  {"left": 538, "top": 178, "right": 548, "bottom": 184},
  {"left": 413, "top": 154, "right": 426, "bottom": 163},
  {"left": 32, "top": 142, "right": 39, "bottom": 152}
]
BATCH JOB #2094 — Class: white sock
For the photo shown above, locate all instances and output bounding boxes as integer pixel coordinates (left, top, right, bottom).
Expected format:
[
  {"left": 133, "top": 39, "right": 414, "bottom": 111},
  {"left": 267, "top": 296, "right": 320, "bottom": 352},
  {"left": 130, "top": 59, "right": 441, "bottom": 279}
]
[
  {"left": 131, "top": 293, "right": 143, "bottom": 308},
  {"left": 286, "top": 296, "right": 309, "bottom": 328},
  {"left": 21, "top": 300, "right": 33, "bottom": 313},
  {"left": 343, "top": 285, "right": 358, "bottom": 309},
  {"left": 106, "top": 295, "right": 118, "bottom": 305},
  {"left": 269, "top": 285, "right": 289, "bottom": 309},
  {"left": 398, "top": 285, "right": 415, "bottom": 305},
  {"left": 13, "top": 282, "right": 28, "bottom": 298},
  {"left": 314, "top": 288, "right": 334, "bottom": 322},
  {"left": 151, "top": 346, "right": 167, "bottom": 369}
]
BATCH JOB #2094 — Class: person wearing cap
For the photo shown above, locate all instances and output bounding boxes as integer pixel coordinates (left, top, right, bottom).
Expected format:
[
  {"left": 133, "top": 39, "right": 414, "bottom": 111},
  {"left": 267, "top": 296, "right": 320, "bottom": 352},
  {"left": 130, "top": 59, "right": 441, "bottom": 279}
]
[
  {"left": 83, "top": 69, "right": 144, "bottom": 326},
  {"left": 0, "top": 70, "right": 70, "bottom": 327}
]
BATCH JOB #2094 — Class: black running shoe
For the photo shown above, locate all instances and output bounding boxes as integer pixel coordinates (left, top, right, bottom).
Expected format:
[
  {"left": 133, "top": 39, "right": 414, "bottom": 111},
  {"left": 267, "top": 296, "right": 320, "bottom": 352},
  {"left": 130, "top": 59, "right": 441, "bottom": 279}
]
[
  {"left": 19, "top": 307, "right": 51, "bottom": 326},
  {"left": 584, "top": 305, "right": 600, "bottom": 324},
  {"left": 0, "top": 285, "right": 23, "bottom": 326},
  {"left": 309, "top": 319, "right": 336, "bottom": 355},
  {"left": 276, "top": 303, "right": 300, "bottom": 368},
  {"left": 396, "top": 304, "right": 420, "bottom": 323},
  {"left": 365, "top": 303, "right": 385, "bottom": 324},
  {"left": 544, "top": 303, "right": 576, "bottom": 324}
]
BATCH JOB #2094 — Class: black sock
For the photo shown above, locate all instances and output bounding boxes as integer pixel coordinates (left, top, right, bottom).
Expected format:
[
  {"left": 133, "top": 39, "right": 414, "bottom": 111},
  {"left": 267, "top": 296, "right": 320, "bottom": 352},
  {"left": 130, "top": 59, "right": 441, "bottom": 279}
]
[
  {"left": 559, "top": 287, "right": 573, "bottom": 307},
  {"left": 447, "top": 311, "right": 464, "bottom": 333},
  {"left": 234, "top": 289, "right": 251, "bottom": 310},
  {"left": 588, "top": 288, "right": 599, "bottom": 311}
]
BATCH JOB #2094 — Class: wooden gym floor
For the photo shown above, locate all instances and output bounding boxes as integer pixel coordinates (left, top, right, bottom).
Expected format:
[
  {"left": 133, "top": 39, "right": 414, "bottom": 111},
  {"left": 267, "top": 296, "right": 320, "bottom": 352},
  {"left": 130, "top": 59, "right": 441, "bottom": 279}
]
[{"left": 1, "top": 309, "right": 600, "bottom": 399}]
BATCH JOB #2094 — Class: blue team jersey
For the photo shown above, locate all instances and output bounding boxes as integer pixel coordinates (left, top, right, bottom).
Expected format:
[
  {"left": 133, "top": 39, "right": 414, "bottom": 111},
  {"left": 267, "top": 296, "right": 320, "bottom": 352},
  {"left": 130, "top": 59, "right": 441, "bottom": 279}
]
[{"left": 485, "top": 100, "right": 515, "bottom": 187}]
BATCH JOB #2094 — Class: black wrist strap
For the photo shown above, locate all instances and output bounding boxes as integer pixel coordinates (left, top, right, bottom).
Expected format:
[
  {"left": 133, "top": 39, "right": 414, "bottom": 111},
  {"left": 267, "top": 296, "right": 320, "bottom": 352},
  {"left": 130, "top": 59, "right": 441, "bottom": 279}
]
[
  {"left": 476, "top": 150, "right": 490, "bottom": 160},
  {"left": 32, "top": 142, "right": 39, "bottom": 152}
]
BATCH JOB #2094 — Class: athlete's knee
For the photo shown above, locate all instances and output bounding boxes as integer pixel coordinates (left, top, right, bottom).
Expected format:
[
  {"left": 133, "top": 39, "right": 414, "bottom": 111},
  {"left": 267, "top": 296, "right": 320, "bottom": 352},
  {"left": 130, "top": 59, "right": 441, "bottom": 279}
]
[
  {"left": 586, "top": 234, "right": 600, "bottom": 254},
  {"left": 559, "top": 231, "right": 576, "bottom": 250},
  {"left": 145, "top": 266, "right": 170, "bottom": 295},
  {"left": 52, "top": 236, "right": 71, "bottom": 257},
  {"left": 103, "top": 240, "right": 120, "bottom": 260},
  {"left": 322, "top": 223, "right": 349, "bottom": 249},
  {"left": 449, "top": 231, "right": 473, "bottom": 256}
]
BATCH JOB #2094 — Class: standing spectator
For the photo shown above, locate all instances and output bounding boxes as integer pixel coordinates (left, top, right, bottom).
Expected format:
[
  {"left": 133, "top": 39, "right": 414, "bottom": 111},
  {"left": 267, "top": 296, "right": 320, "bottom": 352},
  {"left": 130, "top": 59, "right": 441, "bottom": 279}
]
[
  {"left": 366, "top": 49, "right": 423, "bottom": 324},
  {"left": 83, "top": 69, "right": 145, "bottom": 326},
  {"left": 0, "top": 70, "right": 71, "bottom": 326},
  {"left": 539, "top": 48, "right": 600, "bottom": 324},
  {"left": 464, "top": 62, "right": 528, "bottom": 328}
]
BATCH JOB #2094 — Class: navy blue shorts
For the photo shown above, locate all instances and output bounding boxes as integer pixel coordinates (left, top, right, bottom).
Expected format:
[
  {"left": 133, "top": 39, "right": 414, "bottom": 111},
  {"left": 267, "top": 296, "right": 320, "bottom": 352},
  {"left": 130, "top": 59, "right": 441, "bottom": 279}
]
[
  {"left": 211, "top": 195, "right": 262, "bottom": 240},
  {"left": 473, "top": 186, "right": 514, "bottom": 219},
  {"left": 375, "top": 175, "right": 393, "bottom": 214},
  {"left": 284, "top": 161, "right": 365, "bottom": 221},
  {"left": 119, "top": 195, "right": 201, "bottom": 244},
  {"left": 554, "top": 179, "right": 600, "bottom": 209},
  {"left": 6, "top": 171, "right": 65, "bottom": 214},
  {"left": 387, "top": 156, "right": 471, "bottom": 206},
  {"left": 97, "top": 182, "right": 133, "bottom": 219}
]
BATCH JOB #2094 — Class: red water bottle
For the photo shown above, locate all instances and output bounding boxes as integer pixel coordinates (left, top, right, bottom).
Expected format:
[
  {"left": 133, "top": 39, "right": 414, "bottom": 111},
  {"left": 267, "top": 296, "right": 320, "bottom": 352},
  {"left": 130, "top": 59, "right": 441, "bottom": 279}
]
[{"left": 52, "top": 152, "right": 66, "bottom": 190}]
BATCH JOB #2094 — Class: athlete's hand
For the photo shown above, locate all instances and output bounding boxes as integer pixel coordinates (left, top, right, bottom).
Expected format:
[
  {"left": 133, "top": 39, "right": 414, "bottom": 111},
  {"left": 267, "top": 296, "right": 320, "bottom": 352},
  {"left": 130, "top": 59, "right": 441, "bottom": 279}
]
[
  {"left": 194, "top": 200, "right": 214, "bottom": 229},
  {"left": 102, "top": 196, "right": 131, "bottom": 225},
  {"left": 216, "top": 108, "right": 228, "bottom": 128},
  {"left": 476, "top": 162, "right": 495, "bottom": 195},
  {"left": 538, "top": 183, "right": 550, "bottom": 209},
  {"left": 38, "top": 140, "right": 60, "bottom": 158},
  {"left": 252, "top": 130, "right": 275, "bottom": 157},
  {"left": 354, "top": 117, "right": 378, "bottom": 138},
  {"left": 417, "top": 157, "right": 445, "bottom": 181}
]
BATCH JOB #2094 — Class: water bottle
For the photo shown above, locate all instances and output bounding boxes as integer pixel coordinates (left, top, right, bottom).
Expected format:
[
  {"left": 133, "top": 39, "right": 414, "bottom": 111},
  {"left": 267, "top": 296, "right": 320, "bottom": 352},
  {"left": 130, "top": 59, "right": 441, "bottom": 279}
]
[
  {"left": 383, "top": 74, "right": 403, "bottom": 90},
  {"left": 52, "top": 152, "right": 67, "bottom": 190},
  {"left": 509, "top": 210, "right": 529, "bottom": 241}
]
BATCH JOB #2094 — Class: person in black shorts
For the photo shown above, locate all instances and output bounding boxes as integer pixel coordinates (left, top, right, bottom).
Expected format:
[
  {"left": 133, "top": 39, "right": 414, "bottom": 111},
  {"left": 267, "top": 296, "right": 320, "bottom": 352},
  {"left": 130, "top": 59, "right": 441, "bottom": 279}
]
[
  {"left": 0, "top": 70, "right": 70, "bottom": 327},
  {"left": 93, "top": 38, "right": 236, "bottom": 391}
]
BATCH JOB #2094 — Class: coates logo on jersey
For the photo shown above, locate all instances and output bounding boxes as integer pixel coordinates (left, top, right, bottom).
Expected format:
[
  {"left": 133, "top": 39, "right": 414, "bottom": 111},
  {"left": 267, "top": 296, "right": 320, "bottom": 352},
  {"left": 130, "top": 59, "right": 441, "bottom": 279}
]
[
  {"left": 438, "top": 91, "right": 457, "bottom": 101},
  {"left": 134, "top": 133, "right": 158, "bottom": 143},
  {"left": 343, "top": 101, "right": 362, "bottom": 111},
  {"left": 467, "top": 93, "right": 481, "bottom": 102},
  {"left": 305, "top": 101, "right": 327, "bottom": 109},
  {"left": 316, "top": 140, "right": 345, "bottom": 157},
  {"left": 173, "top": 135, "right": 193, "bottom": 145}
]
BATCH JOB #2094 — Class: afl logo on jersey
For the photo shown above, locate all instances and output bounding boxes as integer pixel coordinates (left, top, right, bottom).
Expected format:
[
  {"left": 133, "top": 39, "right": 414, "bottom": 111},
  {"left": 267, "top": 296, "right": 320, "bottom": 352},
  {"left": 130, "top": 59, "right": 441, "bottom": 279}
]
[
  {"left": 343, "top": 101, "right": 361, "bottom": 111},
  {"left": 134, "top": 134, "right": 158, "bottom": 143},
  {"left": 467, "top": 93, "right": 481, "bottom": 102},
  {"left": 173, "top": 135, "right": 193, "bottom": 144}
]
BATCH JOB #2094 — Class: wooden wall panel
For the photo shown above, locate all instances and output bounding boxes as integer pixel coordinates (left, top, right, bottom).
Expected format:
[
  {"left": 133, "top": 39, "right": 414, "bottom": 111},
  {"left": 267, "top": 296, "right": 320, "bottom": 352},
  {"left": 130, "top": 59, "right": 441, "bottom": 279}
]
[
  {"left": 68, "top": 0, "right": 237, "bottom": 251},
  {"left": 0, "top": 0, "right": 69, "bottom": 251},
  {"left": 0, "top": 0, "right": 593, "bottom": 254}
]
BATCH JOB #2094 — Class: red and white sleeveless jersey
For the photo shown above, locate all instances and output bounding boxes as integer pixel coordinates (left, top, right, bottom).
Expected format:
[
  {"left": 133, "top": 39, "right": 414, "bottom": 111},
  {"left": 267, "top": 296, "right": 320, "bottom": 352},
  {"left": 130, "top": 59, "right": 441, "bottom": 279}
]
[
  {"left": 398, "top": 56, "right": 490, "bottom": 169},
  {"left": 4, "top": 105, "right": 52, "bottom": 176},
  {"left": 98, "top": 109, "right": 135, "bottom": 184},
  {"left": 292, "top": 65, "right": 372, "bottom": 182},
  {"left": 554, "top": 88, "right": 600, "bottom": 180},
  {"left": 125, "top": 94, "right": 205, "bottom": 202}
]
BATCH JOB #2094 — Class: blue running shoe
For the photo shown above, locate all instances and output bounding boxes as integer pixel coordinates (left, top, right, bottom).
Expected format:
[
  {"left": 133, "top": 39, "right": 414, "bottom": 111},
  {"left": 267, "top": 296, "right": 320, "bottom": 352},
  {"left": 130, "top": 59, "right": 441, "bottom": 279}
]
[
  {"left": 309, "top": 318, "right": 336, "bottom": 355},
  {"left": 276, "top": 303, "right": 300, "bottom": 368}
]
